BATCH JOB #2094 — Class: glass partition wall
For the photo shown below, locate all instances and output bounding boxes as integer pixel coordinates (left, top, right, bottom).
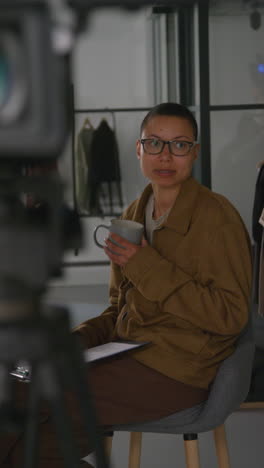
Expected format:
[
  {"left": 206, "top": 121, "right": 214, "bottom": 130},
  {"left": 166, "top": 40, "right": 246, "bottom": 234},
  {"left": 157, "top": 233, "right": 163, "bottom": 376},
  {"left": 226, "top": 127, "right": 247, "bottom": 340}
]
[{"left": 209, "top": 0, "right": 264, "bottom": 235}]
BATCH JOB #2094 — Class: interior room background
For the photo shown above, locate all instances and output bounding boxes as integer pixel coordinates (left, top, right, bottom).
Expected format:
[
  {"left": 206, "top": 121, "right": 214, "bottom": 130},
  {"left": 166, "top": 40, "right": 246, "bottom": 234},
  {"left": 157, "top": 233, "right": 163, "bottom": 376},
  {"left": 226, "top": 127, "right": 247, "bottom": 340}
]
[
  {"left": 50, "top": 0, "right": 264, "bottom": 292},
  {"left": 46, "top": 3, "right": 264, "bottom": 466}
]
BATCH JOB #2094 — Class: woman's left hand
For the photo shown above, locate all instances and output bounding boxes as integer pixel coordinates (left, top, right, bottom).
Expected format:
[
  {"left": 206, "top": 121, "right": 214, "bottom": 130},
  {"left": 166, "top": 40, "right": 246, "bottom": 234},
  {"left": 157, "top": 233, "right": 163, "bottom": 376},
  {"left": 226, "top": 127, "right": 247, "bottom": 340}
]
[{"left": 104, "top": 233, "right": 148, "bottom": 267}]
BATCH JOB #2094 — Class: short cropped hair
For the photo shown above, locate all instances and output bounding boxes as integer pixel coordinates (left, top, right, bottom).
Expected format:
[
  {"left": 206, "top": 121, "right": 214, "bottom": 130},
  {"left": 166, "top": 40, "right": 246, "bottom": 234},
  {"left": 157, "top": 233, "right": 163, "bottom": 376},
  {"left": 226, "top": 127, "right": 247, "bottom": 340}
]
[{"left": 140, "top": 102, "right": 198, "bottom": 140}]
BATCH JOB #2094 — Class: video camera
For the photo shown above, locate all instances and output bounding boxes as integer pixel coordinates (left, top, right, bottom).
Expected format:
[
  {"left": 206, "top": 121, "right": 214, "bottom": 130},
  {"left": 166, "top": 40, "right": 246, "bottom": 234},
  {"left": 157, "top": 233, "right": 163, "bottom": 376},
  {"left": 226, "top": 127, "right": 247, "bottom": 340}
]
[
  {"left": 0, "top": 4, "right": 104, "bottom": 465},
  {"left": 0, "top": 0, "right": 72, "bottom": 161},
  {"left": 0, "top": 0, "right": 83, "bottom": 292}
]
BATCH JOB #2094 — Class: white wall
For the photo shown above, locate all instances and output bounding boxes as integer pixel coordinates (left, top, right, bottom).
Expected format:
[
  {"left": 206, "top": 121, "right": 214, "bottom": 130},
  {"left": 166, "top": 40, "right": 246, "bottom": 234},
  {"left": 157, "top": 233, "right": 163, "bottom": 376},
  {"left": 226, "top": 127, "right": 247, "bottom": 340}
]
[
  {"left": 72, "top": 8, "right": 154, "bottom": 109},
  {"left": 209, "top": 15, "right": 264, "bottom": 106}
]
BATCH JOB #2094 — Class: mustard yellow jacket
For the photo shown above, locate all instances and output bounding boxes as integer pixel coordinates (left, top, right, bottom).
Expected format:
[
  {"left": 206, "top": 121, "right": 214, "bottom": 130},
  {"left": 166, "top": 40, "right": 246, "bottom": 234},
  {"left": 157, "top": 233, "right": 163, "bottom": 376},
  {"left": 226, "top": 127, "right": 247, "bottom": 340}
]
[{"left": 75, "top": 177, "right": 252, "bottom": 389}]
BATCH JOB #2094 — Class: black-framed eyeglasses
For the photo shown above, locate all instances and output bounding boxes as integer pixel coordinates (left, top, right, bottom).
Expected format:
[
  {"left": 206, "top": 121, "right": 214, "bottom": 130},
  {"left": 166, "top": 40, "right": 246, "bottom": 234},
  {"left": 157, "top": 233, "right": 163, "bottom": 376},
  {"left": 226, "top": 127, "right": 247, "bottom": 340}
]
[{"left": 140, "top": 138, "right": 198, "bottom": 157}]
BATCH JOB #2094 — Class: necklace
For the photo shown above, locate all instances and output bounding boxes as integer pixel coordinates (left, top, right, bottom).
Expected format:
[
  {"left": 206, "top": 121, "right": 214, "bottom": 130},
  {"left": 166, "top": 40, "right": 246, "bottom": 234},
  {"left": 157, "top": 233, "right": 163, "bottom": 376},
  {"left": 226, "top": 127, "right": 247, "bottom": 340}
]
[{"left": 153, "top": 199, "right": 171, "bottom": 220}]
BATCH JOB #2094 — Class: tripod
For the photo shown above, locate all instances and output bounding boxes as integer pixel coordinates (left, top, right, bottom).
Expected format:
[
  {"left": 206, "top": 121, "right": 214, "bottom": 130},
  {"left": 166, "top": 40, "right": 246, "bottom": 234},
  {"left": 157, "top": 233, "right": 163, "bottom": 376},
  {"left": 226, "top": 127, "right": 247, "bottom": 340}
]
[
  {"left": 0, "top": 305, "right": 110, "bottom": 468},
  {"left": 0, "top": 175, "right": 110, "bottom": 468}
]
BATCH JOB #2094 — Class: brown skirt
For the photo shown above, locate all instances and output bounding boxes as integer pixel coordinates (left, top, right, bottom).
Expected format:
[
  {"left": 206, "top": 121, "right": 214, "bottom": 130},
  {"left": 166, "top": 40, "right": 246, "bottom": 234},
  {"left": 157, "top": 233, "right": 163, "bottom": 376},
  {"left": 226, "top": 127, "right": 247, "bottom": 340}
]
[{"left": 0, "top": 355, "right": 208, "bottom": 467}]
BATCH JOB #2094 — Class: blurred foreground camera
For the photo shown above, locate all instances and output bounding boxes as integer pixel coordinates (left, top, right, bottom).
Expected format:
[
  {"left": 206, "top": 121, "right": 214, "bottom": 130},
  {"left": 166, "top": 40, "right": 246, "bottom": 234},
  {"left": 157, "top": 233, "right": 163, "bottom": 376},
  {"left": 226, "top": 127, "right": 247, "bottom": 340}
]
[
  {"left": 0, "top": 0, "right": 70, "bottom": 161},
  {"left": 0, "top": 0, "right": 82, "bottom": 292}
]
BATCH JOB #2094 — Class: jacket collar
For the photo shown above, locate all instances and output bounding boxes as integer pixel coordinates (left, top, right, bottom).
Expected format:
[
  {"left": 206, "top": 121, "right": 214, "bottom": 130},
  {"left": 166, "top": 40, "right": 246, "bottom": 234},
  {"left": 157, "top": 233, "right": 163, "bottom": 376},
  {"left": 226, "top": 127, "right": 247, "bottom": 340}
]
[
  {"left": 133, "top": 177, "right": 201, "bottom": 235},
  {"left": 165, "top": 177, "right": 201, "bottom": 234}
]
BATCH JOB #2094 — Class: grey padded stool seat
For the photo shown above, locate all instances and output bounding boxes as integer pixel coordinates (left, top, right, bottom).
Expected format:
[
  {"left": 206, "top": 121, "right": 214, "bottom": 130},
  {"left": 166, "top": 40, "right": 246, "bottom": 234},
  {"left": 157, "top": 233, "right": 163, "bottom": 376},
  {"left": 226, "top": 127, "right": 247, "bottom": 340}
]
[{"left": 109, "top": 324, "right": 255, "bottom": 468}]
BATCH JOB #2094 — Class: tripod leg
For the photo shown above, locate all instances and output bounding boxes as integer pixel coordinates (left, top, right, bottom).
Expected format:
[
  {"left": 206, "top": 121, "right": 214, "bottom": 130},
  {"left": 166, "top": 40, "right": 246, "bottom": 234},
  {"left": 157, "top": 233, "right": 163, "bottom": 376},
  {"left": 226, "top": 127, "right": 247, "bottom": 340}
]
[
  {"left": 23, "top": 373, "right": 40, "bottom": 468},
  {"left": 39, "top": 365, "right": 82, "bottom": 468},
  {"left": 66, "top": 339, "right": 110, "bottom": 468},
  {"left": 29, "top": 306, "right": 110, "bottom": 468},
  {"left": 23, "top": 369, "right": 75, "bottom": 468}
]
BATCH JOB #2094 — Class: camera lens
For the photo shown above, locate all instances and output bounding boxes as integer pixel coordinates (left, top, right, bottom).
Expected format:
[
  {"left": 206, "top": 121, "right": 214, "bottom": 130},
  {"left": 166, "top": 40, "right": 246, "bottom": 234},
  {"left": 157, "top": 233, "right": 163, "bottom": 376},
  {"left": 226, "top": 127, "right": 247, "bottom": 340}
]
[{"left": 0, "top": 31, "right": 27, "bottom": 125}]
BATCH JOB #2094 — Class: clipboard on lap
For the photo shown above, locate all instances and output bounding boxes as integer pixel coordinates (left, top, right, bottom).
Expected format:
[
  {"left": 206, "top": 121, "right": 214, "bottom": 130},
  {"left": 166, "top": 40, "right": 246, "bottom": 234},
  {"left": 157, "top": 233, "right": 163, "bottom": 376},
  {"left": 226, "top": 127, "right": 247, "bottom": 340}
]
[{"left": 83, "top": 340, "right": 150, "bottom": 363}]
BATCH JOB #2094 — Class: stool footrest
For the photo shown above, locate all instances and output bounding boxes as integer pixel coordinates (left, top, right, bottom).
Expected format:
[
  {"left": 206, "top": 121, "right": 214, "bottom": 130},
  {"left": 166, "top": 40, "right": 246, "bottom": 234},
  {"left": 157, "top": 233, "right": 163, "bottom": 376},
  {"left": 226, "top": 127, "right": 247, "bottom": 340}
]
[{"left": 184, "top": 433, "right": 198, "bottom": 441}]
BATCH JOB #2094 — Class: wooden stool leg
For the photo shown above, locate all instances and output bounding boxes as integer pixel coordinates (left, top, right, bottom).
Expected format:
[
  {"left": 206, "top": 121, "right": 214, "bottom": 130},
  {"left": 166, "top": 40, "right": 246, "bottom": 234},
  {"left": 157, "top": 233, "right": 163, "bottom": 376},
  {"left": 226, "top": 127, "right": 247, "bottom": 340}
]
[
  {"left": 214, "top": 424, "right": 231, "bottom": 468},
  {"left": 104, "top": 435, "right": 113, "bottom": 459},
  {"left": 184, "top": 435, "right": 201, "bottom": 468},
  {"left": 129, "top": 432, "right": 142, "bottom": 468}
]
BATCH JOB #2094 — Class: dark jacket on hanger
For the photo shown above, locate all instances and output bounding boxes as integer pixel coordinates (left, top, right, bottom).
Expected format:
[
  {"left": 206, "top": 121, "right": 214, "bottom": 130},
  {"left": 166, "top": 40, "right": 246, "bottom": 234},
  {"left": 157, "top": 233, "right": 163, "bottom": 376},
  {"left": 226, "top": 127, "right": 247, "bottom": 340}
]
[
  {"left": 253, "top": 164, "right": 264, "bottom": 245},
  {"left": 246, "top": 163, "right": 264, "bottom": 403},
  {"left": 76, "top": 123, "right": 94, "bottom": 212},
  {"left": 252, "top": 163, "right": 264, "bottom": 305},
  {"left": 88, "top": 119, "right": 122, "bottom": 214}
]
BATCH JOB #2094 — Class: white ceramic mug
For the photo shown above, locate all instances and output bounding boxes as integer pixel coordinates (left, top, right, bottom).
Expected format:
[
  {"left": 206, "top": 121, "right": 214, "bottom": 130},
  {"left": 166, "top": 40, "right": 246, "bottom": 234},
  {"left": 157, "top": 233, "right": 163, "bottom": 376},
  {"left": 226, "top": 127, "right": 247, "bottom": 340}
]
[{"left": 94, "top": 219, "right": 144, "bottom": 248}]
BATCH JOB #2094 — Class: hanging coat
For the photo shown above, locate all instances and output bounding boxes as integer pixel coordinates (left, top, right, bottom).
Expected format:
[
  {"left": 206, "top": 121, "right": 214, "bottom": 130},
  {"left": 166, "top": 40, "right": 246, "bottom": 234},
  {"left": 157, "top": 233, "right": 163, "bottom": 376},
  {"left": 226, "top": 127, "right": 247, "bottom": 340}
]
[
  {"left": 252, "top": 163, "right": 264, "bottom": 309},
  {"left": 75, "top": 120, "right": 94, "bottom": 213},
  {"left": 88, "top": 119, "right": 123, "bottom": 215}
]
